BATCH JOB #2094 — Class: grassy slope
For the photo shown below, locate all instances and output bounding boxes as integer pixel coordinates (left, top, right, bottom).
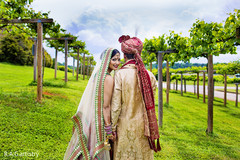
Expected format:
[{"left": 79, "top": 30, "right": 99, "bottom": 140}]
[
  {"left": 0, "top": 63, "right": 87, "bottom": 159},
  {"left": 0, "top": 62, "right": 240, "bottom": 160}
]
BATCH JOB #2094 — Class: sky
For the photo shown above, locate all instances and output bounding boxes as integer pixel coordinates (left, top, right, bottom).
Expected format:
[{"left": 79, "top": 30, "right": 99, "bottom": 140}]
[{"left": 31, "top": 0, "right": 240, "bottom": 65}]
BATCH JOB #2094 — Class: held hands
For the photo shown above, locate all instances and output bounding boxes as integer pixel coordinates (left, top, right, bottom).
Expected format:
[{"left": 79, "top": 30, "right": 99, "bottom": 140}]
[
  {"left": 112, "top": 131, "right": 117, "bottom": 142},
  {"left": 104, "top": 124, "right": 117, "bottom": 142}
]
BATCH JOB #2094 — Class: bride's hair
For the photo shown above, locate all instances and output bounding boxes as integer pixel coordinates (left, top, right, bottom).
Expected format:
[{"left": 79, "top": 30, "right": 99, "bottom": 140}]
[
  {"left": 100, "top": 48, "right": 120, "bottom": 60},
  {"left": 111, "top": 49, "right": 120, "bottom": 58}
]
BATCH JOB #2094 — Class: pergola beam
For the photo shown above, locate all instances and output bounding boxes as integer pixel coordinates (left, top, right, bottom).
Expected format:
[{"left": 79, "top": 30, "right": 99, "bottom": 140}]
[{"left": 0, "top": 19, "right": 53, "bottom": 24}]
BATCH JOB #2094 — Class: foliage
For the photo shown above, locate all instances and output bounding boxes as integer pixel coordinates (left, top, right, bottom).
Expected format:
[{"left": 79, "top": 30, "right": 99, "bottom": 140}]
[
  {"left": 223, "top": 9, "right": 240, "bottom": 45},
  {"left": 0, "top": 0, "right": 55, "bottom": 37},
  {"left": 0, "top": 0, "right": 34, "bottom": 20},
  {"left": 142, "top": 35, "right": 168, "bottom": 65},
  {"left": 43, "top": 49, "right": 53, "bottom": 68},
  {"left": 167, "top": 31, "right": 192, "bottom": 63},
  {"left": 58, "top": 66, "right": 73, "bottom": 73},
  {"left": 0, "top": 33, "right": 33, "bottom": 65},
  {"left": 190, "top": 19, "right": 237, "bottom": 58}
]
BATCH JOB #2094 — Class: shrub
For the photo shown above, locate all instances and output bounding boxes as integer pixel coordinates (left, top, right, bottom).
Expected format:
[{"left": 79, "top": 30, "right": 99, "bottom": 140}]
[
  {"left": 58, "top": 66, "right": 73, "bottom": 73},
  {"left": 0, "top": 33, "right": 33, "bottom": 65}
]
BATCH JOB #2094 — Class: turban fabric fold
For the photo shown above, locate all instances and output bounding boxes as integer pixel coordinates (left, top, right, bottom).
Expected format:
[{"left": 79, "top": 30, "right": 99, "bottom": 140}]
[{"left": 118, "top": 35, "right": 143, "bottom": 55}]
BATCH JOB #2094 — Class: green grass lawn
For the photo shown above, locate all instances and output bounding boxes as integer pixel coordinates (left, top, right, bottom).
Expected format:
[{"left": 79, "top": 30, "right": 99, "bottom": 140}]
[{"left": 0, "top": 62, "right": 240, "bottom": 160}]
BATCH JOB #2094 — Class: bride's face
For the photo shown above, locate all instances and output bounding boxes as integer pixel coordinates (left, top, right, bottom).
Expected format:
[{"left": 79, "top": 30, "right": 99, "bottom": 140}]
[{"left": 109, "top": 53, "right": 120, "bottom": 71}]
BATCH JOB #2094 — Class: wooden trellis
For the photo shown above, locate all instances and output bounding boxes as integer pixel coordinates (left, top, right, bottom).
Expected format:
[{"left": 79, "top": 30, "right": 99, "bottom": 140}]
[
  {"left": 44, "top": 37, "right": 74, "bottom": 83},
  {"left": 157, "top": 49, "right": 177, "bottom": 127},
  {"left": 0, "top": 19, "right": 53, "bottom": 103}
]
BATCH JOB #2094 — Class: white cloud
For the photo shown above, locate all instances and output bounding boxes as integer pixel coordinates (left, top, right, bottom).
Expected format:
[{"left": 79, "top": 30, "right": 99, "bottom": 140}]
[{"left": 31, "top": 0, "right": 240, "bottom": 65}]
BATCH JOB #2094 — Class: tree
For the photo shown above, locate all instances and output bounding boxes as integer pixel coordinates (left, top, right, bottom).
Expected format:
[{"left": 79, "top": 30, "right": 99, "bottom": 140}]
[
  {"left": 189, "top": 15, "right": 238, "bottom": 133},
  {"left": 0, "top": 33, "right": 33, "bottom": 65}
]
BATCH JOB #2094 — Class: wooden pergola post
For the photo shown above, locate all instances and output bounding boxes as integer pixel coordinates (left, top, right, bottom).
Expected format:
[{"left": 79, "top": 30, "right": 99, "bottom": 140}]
[
  {"left": 64, "top": 39, "right": 68, "bottom": 83},
  {"left": 33, "top": 38, "right": 37, "bottom": 81},
  {"left": 184, "top": 79, "right": 186, "bottom": 93},
  {"left": 176, "top": 79, "right": 178, "bottom": 91},
  {"left": 86, "top": 56, "right": 90, "bottom": 79},
  {"left": 194, "top": 80, "right": 196, "bottom": 95},
  {"left": 181, "top": 73, "right": 183, "bottom": 96},
  {"left": 37, "top": 22, "right": 43, "bottom": 102},
  {"left": 42, "top": 47, "right": 46, "bottom": 79},
  {"left": 235, "top": 83, "right": 239, "bottom": 107},
  {"left": 72, "top": 57, "right": 75, "bottom": 77},
  {"left": 203, "top": 71, "right": 206, "bottom": 103},
  {"left": 150, "top": 61, "right": 152, "bottom": 72},
  {"left": 207, "top": 54, "right": 214, "bottom": 133},
  {"left": 2, "top": 19, "right": 54, "bottom": 102},
  {"left": 197, "top": 72, "right": 200, "bottom": 99},
  {"left": 54, "top": 47, "right": 58, "bottom": 79},
  {"left": 76, "top": 48, "right": 80, "bottom": 81},
  {"left": 224, "top": 73, "right": 227, "bottom": 106},
  {"left": 83, "top": 52, "right": 86, "bottom": 80},
  {"left": 166, "top": 60, "right": 170, "bottom": 104},
  {"left": 44, "top": 37, "right": 74, "bottom": 83},
  {"left": 157, "top": 51, "right": 163, "bottom": 127},
  {"left": 156, "top": 49, "right": 177, "bottom": 127}
]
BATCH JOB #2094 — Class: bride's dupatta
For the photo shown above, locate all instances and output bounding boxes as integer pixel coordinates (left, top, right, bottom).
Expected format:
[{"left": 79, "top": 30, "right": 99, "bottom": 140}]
[{"left": 64, "top": 48, "right": 114, "bottom": 160}]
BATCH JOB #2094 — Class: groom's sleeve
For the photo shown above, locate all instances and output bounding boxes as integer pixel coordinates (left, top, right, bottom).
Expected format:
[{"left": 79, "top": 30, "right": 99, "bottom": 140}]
[{"left": 111, "top": 71, "right": 122, "bottom": 132}]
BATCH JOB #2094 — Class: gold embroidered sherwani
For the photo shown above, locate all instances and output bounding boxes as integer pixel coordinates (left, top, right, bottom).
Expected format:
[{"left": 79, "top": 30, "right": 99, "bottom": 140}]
[{"left": 111, "top": 63, "right": 157, "bottom": 160}]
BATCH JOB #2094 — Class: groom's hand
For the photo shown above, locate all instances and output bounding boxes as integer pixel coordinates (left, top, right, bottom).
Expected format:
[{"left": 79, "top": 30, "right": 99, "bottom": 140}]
[{"left": 112, "top": 131, "right": 117, "bottom": 142}]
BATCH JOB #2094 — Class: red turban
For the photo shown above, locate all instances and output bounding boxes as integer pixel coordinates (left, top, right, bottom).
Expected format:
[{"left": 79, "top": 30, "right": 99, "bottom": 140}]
[{"left": 118, "top": 35, "right": 143, "bottom": 55}]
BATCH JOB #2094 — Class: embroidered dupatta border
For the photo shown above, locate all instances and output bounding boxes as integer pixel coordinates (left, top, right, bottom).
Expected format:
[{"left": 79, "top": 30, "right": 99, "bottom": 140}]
[
  {"left": 68, "top": 113, "right": 90, "bottom": 160},
  {"left": 93, "top": 48, "right": 113, "bottom": 159}
]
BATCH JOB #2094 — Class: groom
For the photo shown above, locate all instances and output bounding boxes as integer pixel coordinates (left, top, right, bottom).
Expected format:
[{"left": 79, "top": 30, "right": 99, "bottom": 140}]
[{"left": 111, "top": 35, "right": 161, "bottom": 160}]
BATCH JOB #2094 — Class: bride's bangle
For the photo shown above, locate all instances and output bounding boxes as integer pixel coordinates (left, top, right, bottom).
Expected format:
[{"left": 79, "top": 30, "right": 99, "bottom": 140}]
[{"left": 104, "top": 124, "right": 113, "bottom": 136}]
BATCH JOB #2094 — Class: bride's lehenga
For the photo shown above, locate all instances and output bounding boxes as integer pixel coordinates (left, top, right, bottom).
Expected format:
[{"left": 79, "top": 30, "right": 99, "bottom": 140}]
[{"left": 64, "top": 48, "right": 115, "bottom": 160}]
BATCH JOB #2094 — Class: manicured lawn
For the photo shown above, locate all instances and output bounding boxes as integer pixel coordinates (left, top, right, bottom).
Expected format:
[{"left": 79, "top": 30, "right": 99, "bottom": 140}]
[{"left": 0, "top": 62, "right": 239, "bottom": 159}]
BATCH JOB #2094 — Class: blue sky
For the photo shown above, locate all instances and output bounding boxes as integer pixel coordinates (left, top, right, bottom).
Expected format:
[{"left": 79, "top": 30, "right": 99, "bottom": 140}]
[{"left": 31, "top": 0, "right": 240, "bottom": 65}]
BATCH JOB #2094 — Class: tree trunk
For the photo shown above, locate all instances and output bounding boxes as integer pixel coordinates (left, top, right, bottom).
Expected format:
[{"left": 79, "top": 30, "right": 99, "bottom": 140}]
[{"left": 207, "top": 55, "right": 214, "bottom": 133}]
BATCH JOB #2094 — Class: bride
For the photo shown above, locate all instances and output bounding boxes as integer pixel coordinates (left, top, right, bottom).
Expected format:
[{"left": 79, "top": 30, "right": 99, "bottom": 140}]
[{"left": 64, "top": 48, "right": 120, "bottom": 160}]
